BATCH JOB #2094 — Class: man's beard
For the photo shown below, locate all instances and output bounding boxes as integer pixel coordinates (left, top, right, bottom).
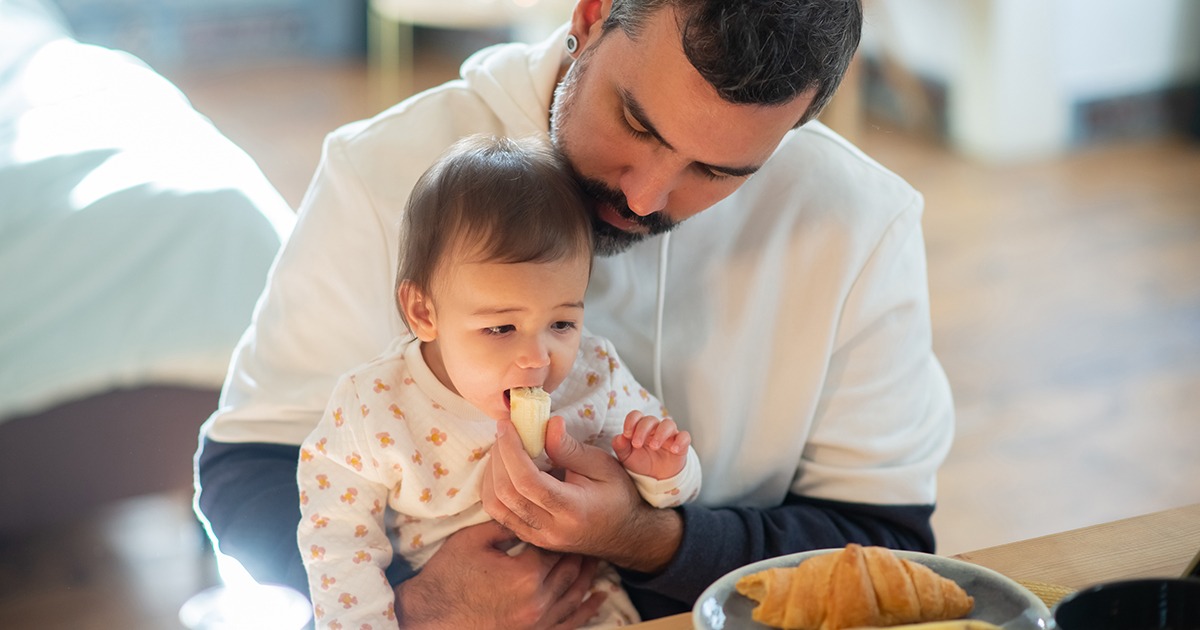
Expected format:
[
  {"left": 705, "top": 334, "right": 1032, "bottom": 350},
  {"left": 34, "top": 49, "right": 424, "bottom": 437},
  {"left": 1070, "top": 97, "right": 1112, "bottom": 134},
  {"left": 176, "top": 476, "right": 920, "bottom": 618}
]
[
  {"left": 550, "top": 50, "right": 679, "bottom": 257},
  {"left": 575, "top": 176, "right": 677, "bottom": 256}
]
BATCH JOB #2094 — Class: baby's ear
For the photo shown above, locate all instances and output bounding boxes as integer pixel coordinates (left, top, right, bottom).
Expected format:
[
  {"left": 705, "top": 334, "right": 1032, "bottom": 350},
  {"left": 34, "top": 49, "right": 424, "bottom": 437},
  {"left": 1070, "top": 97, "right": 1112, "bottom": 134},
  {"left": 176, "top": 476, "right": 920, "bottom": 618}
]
[{"left": 398, "top": 281, "right": 437, "bottom": 341}]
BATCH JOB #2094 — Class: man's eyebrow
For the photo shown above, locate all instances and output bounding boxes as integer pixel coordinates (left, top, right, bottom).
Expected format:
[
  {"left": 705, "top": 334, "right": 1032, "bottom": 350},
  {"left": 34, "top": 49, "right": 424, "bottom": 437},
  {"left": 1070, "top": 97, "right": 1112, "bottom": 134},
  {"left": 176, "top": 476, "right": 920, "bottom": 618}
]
[
  {"left": 623, "top": 89, "right": 676, "bottom": 151},
  {"left": 622, "top": 89, "right": 763, "bottom": 178}
]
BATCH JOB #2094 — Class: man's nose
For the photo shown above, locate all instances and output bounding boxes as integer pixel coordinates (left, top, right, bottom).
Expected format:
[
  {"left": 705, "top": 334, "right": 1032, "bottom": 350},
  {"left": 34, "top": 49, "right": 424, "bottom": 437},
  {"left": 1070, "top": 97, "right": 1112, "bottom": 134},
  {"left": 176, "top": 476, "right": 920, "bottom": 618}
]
[{"left": 620, "top": 162, "right": 675, "bottom": 217}]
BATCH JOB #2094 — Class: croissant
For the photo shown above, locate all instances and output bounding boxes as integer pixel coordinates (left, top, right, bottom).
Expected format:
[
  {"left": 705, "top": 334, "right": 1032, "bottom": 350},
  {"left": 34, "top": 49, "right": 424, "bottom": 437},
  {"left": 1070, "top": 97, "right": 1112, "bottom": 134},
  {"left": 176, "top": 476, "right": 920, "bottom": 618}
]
[{"left": 735, "top": 544, "right": 975, "bottom": 630}]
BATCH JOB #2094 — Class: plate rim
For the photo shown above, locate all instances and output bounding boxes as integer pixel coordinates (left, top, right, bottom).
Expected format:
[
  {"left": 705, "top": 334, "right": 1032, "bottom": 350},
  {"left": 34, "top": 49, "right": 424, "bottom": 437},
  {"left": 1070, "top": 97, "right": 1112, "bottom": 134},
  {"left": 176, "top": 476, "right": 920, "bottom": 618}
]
[{"left": 692, "top": 547, "right": 1051, "bottom": 629}]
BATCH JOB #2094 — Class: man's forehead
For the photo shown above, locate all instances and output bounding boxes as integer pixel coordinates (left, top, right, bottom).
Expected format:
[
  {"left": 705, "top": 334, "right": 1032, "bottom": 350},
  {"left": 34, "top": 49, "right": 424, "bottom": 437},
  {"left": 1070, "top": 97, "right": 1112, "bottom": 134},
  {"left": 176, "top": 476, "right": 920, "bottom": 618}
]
[{"left": 600, "top": 15, "right": 809, "bottom": 169}]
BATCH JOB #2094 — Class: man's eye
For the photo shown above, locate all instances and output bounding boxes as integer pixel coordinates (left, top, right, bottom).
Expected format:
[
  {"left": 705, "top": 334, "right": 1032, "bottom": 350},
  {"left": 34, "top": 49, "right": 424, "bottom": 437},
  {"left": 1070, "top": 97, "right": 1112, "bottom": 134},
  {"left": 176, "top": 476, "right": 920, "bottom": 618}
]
[
  {"left": 699, "top": 166, "right": 733, "bottom": 181},
  {"left": 623, "top": 110, "right": 652, "bottom": 139},
  {"left": 484, "top": 325, "right": 514, "bottom": 336}
]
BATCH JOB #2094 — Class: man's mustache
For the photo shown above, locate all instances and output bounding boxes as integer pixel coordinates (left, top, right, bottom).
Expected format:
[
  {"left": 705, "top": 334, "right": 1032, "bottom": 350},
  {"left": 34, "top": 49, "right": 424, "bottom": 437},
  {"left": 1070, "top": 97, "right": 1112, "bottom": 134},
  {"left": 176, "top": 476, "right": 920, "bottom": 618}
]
[{"left": 576, "top": 177, "right": 675, "bottom": 233}]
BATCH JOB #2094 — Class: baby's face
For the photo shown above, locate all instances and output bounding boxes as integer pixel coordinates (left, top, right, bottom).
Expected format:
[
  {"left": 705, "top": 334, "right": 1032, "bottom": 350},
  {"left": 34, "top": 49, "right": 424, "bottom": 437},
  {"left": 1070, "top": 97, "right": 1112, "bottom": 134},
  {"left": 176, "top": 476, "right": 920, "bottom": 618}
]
[{"left": 423, "top": 252, "right": 590, "bottom": 421}]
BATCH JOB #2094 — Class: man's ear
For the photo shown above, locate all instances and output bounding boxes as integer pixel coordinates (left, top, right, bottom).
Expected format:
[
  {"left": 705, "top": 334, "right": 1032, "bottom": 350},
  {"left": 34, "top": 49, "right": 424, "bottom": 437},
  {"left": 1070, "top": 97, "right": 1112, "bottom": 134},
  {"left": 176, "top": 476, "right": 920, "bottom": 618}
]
[
  {"left": 398, "top": 281, "right": 437, "bottom": 342},
  {"left": 570, "top": 0, "right": 612, "bottom": 51}
]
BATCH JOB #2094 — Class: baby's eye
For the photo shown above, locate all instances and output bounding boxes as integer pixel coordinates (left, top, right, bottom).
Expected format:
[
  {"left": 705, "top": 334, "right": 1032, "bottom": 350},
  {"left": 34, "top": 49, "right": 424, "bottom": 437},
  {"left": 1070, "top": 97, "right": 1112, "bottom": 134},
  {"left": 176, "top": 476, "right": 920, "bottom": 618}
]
[
  {"left": 484, "top": 325, "right": 515, "bottom": 336},
  {"left": 551, "top": 321, "right": 577, "bottom": 332}
]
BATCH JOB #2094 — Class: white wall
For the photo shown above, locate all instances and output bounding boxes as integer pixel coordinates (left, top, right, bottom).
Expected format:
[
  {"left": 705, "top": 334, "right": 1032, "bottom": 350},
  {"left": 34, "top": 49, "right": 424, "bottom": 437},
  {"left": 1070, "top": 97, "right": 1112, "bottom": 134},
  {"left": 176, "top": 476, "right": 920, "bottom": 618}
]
[
  {"left": 863, "top": 0, "right": 1200, "bottom": 160},
  {"left": 1058, "top": 0, "right": 1200, "bottom": 99}
]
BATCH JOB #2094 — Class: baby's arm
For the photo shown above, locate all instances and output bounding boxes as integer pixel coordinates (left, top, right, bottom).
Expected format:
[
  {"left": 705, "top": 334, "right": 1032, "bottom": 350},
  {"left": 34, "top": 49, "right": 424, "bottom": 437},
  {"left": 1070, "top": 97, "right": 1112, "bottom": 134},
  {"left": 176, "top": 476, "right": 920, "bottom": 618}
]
[
  {"left": 588, "top": 336, "right": 702, "bottom": 507},
  {"left": 298, "top": 381, "right": 399, "bottom": 628}
]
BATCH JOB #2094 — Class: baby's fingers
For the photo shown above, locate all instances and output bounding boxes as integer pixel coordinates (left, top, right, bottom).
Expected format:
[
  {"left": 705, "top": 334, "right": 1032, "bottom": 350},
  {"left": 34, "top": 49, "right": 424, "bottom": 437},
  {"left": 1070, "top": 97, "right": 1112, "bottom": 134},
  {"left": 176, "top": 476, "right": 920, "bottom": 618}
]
[
  {"left": 662, "top": 428, "right": 691, "bottom": 454},
  {"left": 611, "top": 433, "right": 633, "bottom": 462},
  {"left": 622, "top": 410, "right": 644, "bottom": 438},
  {"left": 629, "top": 414, "right": 662, "bottom": 448},
  {"left": 645, "top": 417, "right": 680, "bottom": 449}
]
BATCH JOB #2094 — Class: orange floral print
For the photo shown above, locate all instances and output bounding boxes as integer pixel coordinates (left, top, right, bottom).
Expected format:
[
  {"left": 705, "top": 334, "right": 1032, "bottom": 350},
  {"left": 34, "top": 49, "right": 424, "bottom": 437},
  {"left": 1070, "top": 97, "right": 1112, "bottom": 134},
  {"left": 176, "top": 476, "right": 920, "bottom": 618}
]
[{"left": 425, "top": 428, "right": 447, "bottom": 446}]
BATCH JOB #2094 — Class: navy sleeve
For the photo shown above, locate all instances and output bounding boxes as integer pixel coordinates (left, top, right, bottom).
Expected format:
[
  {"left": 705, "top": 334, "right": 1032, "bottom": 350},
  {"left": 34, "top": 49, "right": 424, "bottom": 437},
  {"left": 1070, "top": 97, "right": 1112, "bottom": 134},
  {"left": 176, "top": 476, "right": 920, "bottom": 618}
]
[
  {"left": 195, "top": 437, "right": 418, "bottom": 597},
  {"left": 617, "top": 494, "right": 936, "bottom": 619}
]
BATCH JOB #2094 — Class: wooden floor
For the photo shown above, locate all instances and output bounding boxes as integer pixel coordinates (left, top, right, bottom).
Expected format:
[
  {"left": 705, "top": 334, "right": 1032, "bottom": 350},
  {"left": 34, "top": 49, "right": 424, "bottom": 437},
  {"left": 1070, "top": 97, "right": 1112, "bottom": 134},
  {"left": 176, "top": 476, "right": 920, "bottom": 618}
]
[{"left": 3, "top": 36, "right": 1199, "bottom": 628}]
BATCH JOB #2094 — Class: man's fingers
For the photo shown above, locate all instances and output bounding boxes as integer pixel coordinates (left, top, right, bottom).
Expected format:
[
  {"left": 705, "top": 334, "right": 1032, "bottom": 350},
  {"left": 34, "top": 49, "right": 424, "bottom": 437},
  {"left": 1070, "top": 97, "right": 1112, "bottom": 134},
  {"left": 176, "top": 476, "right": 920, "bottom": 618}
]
[
  {"left": 543, "top": 555, "right": 601, "bottom": 629},
  {"left": 489, "top": 422, "right": 558, "bottom": 534},
  {"left": 542, "top": 553, "right": 584, "bottom": 599},
  {"left": 544, "top": 416, "right": 616, "bottom": 479},
  {"left": 450, "top": 519, "right": 518, "bottom": 551},
  {"left": 551, "top": 591, "right": 606, "bottom": 630}
]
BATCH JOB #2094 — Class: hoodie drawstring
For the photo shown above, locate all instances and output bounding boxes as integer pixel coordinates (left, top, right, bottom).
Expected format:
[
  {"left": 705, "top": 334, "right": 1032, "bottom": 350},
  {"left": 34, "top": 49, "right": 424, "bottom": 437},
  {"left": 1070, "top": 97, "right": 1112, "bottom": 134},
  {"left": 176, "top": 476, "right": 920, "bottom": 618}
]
[{"left": 653, "top": 232, "right": 670, "bottom": 404}]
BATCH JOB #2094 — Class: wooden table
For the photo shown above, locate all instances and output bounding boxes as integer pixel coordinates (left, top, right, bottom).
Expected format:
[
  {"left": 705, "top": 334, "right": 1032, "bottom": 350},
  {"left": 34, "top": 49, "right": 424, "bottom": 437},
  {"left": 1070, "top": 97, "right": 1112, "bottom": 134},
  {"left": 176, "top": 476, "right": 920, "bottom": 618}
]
[{"left": 629, "top": 503, "right": 1200, "bottom": 629}]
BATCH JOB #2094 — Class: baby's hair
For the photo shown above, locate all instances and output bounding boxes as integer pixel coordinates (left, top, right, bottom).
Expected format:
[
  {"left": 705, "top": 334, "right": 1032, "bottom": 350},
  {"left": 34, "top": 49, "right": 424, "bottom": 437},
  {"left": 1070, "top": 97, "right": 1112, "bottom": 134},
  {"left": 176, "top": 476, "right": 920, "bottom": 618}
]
[{"left": 395, "top": 134, "right": 594, "bottom": 320}]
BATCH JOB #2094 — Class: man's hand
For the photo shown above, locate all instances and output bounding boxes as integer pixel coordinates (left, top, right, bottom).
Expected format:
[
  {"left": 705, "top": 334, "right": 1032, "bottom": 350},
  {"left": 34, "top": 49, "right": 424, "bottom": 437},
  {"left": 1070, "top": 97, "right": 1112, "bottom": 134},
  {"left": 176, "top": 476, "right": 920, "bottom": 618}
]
[
  {"left": 394, "top": 520, "right": 605, "bottom": 630},
  {"left": 482, "top": 417, "right": 683, "bottom": 573}
]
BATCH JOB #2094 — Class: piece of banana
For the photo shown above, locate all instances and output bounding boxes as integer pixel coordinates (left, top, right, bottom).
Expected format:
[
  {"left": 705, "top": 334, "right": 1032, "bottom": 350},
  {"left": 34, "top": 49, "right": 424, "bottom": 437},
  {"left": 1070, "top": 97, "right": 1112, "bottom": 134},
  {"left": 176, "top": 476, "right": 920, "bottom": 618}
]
[
  {"left": 845, "top": 621, "right": 1002, "bottom": 630},
  {"left": 509, "top": 386, "right": 551, "bottom": 457}
]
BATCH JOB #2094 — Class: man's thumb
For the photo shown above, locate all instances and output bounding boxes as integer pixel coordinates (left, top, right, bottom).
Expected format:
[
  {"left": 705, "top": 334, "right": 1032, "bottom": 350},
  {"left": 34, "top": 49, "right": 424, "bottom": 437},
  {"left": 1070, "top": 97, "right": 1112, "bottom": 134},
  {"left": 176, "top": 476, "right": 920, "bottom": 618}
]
[
  {"left": 544, "top": 416, "right": 604, "bottom": 474},
  {"left": 459, "top": 519, "right": 518, "bottom": 551}
]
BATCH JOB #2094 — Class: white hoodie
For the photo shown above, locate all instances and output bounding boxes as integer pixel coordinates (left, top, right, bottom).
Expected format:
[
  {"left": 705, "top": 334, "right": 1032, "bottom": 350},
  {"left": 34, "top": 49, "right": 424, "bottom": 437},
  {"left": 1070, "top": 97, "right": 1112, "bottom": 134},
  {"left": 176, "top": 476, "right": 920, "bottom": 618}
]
[{"left": 200, "top": 24, "right": 954, "bottom": 603}]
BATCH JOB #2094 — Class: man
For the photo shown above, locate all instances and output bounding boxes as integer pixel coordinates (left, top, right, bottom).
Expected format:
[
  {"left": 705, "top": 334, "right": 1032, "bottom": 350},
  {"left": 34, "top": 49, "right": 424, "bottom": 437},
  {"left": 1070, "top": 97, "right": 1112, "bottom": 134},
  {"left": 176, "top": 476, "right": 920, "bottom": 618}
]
[{"left": 195, "top": 1, "right": 955, "bottom": 628}]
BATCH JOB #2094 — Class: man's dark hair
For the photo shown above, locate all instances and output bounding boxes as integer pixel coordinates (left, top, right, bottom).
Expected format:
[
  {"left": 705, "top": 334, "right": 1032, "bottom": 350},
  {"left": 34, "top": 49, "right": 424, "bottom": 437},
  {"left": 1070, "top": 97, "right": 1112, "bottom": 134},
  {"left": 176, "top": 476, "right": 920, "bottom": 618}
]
[{"left": 603, "top": 0, "right": 863, "bottom": 126}]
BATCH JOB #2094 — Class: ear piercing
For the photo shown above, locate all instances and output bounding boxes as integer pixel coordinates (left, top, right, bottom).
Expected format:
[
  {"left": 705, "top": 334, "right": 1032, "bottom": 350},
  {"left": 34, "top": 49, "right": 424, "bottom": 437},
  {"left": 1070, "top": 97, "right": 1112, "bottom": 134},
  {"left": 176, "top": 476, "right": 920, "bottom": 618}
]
[{"left": 565, "top": 33, "right": 579, "bottom": 55}]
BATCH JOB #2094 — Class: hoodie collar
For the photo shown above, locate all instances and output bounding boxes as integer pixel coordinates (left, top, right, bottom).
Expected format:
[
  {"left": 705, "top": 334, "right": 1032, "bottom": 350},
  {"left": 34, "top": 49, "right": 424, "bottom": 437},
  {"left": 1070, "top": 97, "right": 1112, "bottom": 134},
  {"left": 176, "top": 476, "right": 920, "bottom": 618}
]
[{"left": 459, "top": 23, "right": 572, "bottom": 138}]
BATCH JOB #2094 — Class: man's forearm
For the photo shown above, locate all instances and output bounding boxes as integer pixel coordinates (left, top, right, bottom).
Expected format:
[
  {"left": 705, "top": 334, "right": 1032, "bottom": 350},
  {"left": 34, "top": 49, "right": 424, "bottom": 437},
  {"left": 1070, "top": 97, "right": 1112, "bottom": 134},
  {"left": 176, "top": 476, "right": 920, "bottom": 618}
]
[
  {"left": 617, "top": 494, "right": 935, "bottom": 618},
  {"left": 608, "top": 502, "right": 684, "bottom": 574},
  {"left": 195, "top": 438, "right": 310, "bottom": 595}
]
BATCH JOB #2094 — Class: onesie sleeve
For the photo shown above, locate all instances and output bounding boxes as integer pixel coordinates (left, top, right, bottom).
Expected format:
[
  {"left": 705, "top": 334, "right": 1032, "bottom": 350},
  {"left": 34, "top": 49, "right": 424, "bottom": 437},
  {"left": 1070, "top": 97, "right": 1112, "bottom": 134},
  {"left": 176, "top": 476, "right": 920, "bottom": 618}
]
[
  {"left": 298, "top": 374, "right": 399, "bottom": 629},
  {"left": 625, "top": 448, "right": 702, "bottom": 508}
]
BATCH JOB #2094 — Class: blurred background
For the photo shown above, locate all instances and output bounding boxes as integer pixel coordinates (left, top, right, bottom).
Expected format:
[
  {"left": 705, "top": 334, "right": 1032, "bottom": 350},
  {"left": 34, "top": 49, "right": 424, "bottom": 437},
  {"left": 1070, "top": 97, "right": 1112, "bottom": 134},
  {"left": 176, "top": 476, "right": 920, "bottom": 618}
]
[{"left": 1, "top": 0, "right": 1198, "bottom": 628}]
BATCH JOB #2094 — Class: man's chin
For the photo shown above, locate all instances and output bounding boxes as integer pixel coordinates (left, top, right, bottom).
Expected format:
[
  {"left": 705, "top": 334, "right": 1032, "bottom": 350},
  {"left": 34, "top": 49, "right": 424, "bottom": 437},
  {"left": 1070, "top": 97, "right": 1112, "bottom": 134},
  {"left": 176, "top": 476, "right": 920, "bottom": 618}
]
[{"left": 592, "top": 219, "right": 649, "bottom": 257}]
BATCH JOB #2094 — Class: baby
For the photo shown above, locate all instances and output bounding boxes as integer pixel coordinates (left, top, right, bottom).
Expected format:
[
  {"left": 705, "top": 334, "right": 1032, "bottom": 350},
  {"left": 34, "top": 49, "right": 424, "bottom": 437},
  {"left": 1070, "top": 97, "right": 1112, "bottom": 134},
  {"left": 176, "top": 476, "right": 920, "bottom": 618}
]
[{"left": 297, "top": 134, "right": 701, "bottom": 629}]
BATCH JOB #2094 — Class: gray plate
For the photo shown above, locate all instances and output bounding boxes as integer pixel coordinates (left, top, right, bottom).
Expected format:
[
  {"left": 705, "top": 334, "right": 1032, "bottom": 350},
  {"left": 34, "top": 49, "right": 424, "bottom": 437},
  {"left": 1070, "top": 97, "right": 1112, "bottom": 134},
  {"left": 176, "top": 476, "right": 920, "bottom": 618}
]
[{"left": 693, "top": 548, "right": 1051, "bottom": 629}]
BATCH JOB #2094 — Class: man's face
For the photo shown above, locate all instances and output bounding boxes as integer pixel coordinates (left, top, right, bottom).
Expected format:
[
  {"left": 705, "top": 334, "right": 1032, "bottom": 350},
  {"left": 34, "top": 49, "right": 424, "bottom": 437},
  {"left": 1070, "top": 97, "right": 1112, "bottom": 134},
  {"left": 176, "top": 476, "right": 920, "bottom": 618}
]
[{"left": 550, "top": 6, "right": 815, "bottom": 256}]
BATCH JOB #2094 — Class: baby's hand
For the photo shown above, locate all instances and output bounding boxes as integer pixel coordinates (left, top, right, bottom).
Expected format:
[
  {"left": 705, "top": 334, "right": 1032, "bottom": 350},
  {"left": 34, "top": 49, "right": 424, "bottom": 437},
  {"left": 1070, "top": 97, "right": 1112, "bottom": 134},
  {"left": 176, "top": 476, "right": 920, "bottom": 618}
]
[{"left": 611, "top": 411, "right": 691, "bottom": 480}]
